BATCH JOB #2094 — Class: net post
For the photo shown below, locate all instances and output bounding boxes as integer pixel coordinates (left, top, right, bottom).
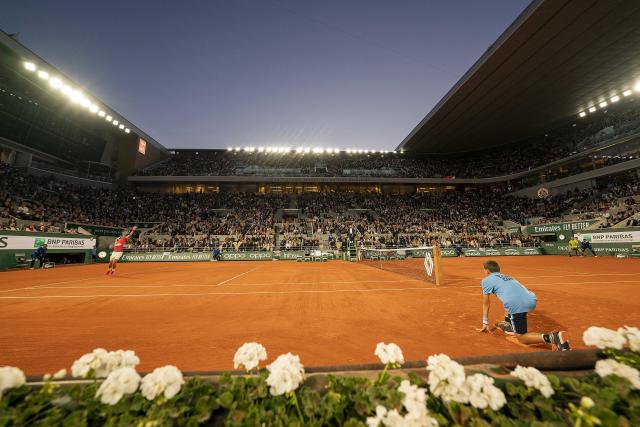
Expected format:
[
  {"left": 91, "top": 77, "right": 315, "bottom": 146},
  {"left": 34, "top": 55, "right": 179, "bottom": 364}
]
[{"left": 433, "top": 246, "right": 443, "bottom": 286}]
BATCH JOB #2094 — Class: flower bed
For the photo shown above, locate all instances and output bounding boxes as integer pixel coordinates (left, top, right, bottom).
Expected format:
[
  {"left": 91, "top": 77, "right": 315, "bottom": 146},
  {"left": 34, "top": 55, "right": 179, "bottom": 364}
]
[{"left": 1, "top": 327, "right": 639, "bottom": 426}]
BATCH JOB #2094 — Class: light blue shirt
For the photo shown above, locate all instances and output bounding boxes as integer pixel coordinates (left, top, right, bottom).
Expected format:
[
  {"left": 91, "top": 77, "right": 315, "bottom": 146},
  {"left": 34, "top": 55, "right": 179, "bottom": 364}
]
[{"left": 482, "top": 272, "right": 537, "bottom": 314}]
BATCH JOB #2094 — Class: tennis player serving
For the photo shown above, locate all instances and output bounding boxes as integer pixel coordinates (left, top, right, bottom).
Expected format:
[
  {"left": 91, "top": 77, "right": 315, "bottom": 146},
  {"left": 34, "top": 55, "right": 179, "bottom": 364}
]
[
  {"left": 477, "top": 260, "right": 571, "bottom": 351},
  {"left": 106, "top": 226, "right": 137, "bottom": 276}
]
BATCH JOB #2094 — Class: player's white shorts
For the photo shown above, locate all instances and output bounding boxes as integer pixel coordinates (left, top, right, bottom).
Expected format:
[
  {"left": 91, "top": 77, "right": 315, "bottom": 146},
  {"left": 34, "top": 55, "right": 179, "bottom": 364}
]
[{"left": 110, "top": 251, "right": 123, "bottom": 261}]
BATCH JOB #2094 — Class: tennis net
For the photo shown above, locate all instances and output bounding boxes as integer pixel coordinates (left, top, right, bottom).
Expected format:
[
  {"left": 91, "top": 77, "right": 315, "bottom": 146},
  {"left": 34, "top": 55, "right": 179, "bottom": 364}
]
[{"left": 357, "top": 246, "right": 443, "bottom": 285}]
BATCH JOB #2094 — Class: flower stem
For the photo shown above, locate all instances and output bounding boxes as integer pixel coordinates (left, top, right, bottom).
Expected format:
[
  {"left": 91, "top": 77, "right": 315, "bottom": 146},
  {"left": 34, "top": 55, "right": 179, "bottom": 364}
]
[
  {"left": 376, "top": 364, "right": 389, "bottom": 386},
  {"left": 290, "top": 391, "right": 304, "bottom": 422}
]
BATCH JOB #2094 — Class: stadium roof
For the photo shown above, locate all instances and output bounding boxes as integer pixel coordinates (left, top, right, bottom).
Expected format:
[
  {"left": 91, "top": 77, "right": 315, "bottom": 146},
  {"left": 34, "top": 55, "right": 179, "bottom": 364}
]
[
  {"left": 0, "top": 30, "right": 168, "bottom": 154},
  {"left": 398, "top": 0, "right": 640, "bottom": 154}
]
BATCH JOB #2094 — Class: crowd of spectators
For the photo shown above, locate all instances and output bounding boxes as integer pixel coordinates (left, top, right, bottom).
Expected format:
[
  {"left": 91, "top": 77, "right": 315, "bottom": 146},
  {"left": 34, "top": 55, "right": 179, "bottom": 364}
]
[
  {"left": 138, "top": 104, "right": 640, "bottom": 179},
  {"left": 2, "top": 161, "right": 639, "bottom": 252}
]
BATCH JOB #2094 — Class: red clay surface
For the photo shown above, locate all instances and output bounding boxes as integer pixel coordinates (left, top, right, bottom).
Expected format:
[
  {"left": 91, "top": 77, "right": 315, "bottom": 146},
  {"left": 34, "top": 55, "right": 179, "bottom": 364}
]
[{"left": 1, "top": 256, "right": 639, "bottom": 375}]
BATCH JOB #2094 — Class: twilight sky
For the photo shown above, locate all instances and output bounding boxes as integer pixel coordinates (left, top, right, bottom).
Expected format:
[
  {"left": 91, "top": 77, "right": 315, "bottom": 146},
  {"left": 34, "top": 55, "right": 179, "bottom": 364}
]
[{"left": 2, "top": 0, "right": 529, "bottom": 150}]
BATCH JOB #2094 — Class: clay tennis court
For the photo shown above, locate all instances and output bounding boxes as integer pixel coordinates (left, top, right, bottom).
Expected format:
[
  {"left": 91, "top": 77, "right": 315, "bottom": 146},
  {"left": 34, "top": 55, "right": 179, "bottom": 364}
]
[{"left": 1, "top": 256, "right": 639, "bottom": 375}]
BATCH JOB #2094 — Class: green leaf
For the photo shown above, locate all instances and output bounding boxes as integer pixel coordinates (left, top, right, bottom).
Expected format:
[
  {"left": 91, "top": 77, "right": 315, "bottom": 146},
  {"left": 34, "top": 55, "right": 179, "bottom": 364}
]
[{"left": 218, "top": 391, "right": 234, "bottom": 409}]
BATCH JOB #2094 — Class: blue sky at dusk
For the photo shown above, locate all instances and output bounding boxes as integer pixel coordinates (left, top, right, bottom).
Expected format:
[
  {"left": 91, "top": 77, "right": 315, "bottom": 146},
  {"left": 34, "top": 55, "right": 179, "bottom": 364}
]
[{"left": 2, "top": 0, "right": 530, "bottom": 150}]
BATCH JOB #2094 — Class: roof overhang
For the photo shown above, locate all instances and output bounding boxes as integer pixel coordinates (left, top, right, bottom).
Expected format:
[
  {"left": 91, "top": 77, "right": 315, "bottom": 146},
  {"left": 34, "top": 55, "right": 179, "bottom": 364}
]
[
  {"left": 398, "top": 0, "right": 640, "bottom": 154},
  {"left": 0, "top": 29, "right": 169, "bottom": 155}
]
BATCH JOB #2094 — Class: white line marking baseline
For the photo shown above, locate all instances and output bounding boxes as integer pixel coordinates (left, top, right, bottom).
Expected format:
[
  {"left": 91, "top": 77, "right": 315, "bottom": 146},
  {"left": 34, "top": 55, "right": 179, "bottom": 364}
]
[{"left": 1, "top": 279, "right": 639, "bottom": 300}]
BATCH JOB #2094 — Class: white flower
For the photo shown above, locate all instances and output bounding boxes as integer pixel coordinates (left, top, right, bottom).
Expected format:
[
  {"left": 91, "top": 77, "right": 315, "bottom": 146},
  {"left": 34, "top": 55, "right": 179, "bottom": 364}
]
[
  {"left": 402, "top": 407, "right": 439, "bottom": 427},
  {"left": 426, "top": 354, "right": 469, "bottom": 403},
  {"left": 366, "top": 407, "right": 405, "bottom": 427},
  {"left": 367, "top": 405, "right": 389, "bottom": 427},
  {"left": 595, "top": 359, "right": 640, "bottom": 389},
  {"left": 510, "top": 365, "right": 554, "bottom": 398},
  {"left": 366, "top": 387, "right": 438, "bottom": 427},
  {"left": 266, "top": 353, "right": 305, "bottom": 396},
  {"left": 465, "top": 374, "right": 506, "bottom": 411},
  {"left": 140, "top": 365, "right": 184, "bottom": 400},
  {"left": 398, "top": 380, "right": 427, "bottom": 414},
  {"left": 398, "top": 380, "right": 438, "bottom": 426},
  {"left": 233, "top": 342, "right": 267, "bottom": 371},
  {"left": 618, "top": 326, "right": 640, "bottom": 352},
  {"left": 375, "top": 343, "right": 405, "bottom": 365},
  {"left": 583, "top": 327, "right": 626, "bottom": 350},
  {"left": 104, "top": 350, "right": 140, "bottom": 374},
  {"left": 95, "top": 367, "right": 141, "bottom": 405},
  {"left": 53, "top": 369, "right": 67, "bottom": 380},
  {"left": 71, "top": 349, "right": 139, "bottom": 379},
  {"left": 71, "top": 348, "right": 109, "bottom": 378},
  {"left": 581, "top": 396, "right": 595, "bottom": 408},
  {"left": 0, "top": 367, "right": 26, "bottom": 399}
]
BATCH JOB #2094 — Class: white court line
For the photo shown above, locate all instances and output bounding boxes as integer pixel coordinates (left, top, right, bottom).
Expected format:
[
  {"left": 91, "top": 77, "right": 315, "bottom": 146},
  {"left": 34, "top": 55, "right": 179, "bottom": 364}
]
[
  {"left": 2, "top": 271, "right": 638, "bottom": 294},
  {"left": 2, "top": 279, "right": 639, "bottom": 300},
  {"left": 11, "top": 279, "right": 640, "bottom": 293},
  {"left": 15, "top": 279, "right": 423, "bottom": 291},
  {"left": 212, "top": 266, "right": 261, "bottom": 287},
  {"left": 0, "top": 287, "right": 436, "bottom": 299}
]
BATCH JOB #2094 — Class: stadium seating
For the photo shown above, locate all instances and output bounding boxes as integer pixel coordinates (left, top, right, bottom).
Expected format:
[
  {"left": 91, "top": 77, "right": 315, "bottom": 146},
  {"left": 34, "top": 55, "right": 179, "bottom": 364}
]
[
  {"left": 137, "top": 105, "right": 640, "bottom": 179},
  {"left": 2, "top": 161, "right": 638, "bottom": 252}
]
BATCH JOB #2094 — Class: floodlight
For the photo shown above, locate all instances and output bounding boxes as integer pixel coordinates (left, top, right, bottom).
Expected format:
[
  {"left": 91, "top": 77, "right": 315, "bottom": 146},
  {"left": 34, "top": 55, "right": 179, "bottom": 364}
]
[
  {"left": 634, "top": 82, "right": 640, "bottom": 92},
  {"left": 125, "top": 128, "right": 130, "bottom": 133},
  {"left": 266, "top": 147, "right": 272, "bottom": 153},
  {"left": 579, "top": 111, "right": 586, "bottom": 117},
  {"left": 227, "top": 147, "right": 233, "bottom": 151},
  {"left": 346, "top": 149, "right": 352, "bottom": 154},
  {"left": 69, "top": 90, "right": 83, "bottom": 103},
  {"left": 89, "top": 104, "right": 99, "bottom": 113},
  {"left": 37, "top": 70, "right": 49, "bottom": 80},
  {"left": 588, "top": 106, "right": 596, "bottom": 113},
  {"left": 599, "top": 101, "right": 607, "bottom": 108},
  {"left": 80, "top": 98, "right": 90, "bottom": 108},
  {"left": 60, "top": 85, "right": 72, "bottom": 96},
  {"left": 296, "top": 147, "right": 303, "bottom": 153},
  {"left": 106, "top": 115, "right": 113, "bottom": 122},
  {"left": 611, "top": 95, "right": 620, "bottom": 103},
  {"left": 234, "top": 147, "right": 241, "bottom": 151},
  {"left": 304, "top": 147, "right": 311, "bottom": 153},
  {"left": 112, "top": 120, "right": 119, "bottom": 126},
  {"left": 623, "top": 90, "right": 632, "bottom": 97},
  {"left": 118, "top": 124, "right": 124, "bottom": 130},
  {"left": 49, "top": 77, "right": 62, "bottom": 89},
  {"left": 24, "top": 62, "right": 37, "bottom": 72},
  {"left": 98, "top": 110, "right": 106, "bottom": 117},
  {"left": 258, "top": 147, "right": 265, "bottom": 152}
]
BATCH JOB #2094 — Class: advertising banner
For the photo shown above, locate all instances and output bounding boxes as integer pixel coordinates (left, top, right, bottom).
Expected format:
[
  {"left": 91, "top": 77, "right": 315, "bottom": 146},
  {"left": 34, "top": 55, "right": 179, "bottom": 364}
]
[
  {"left": 0, "top": 233, "right": 95, "bottom": 251},
  {"left": 119, "top": 252, "right": 212, "bottom": 262},
  {"left": 221, "top": 252, "right": 273, "bottom": 261},
  {"left": 440, "top": 247, "right": 543, "bottom": 257},
  {"left": 576, "top": 230, "right": 640, "bottom": 244},
  {"left": 525, "top": 220, "right": 598, "bottom": 235}
]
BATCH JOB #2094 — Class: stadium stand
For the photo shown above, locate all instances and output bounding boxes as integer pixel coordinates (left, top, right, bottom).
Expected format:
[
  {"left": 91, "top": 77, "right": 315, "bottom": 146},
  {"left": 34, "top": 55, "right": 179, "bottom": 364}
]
[
  {"left": 137, "top": 104, "right": 640, "bottom": 179},
  {"left": 2, "top": 161, "right": 638, "bottom": 253}
]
